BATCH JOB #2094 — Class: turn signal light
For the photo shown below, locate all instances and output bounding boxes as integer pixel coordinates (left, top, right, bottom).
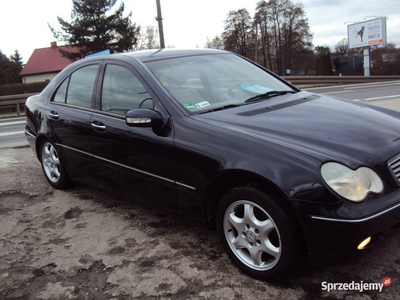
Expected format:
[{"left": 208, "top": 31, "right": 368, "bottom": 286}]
[{"left": 357, "top": 237, "right": 371, "bottom": 250}]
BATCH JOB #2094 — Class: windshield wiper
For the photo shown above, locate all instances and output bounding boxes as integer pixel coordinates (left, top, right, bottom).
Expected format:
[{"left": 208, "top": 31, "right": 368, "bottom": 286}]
[
  {"left": 198, "top": 104, "right": 244, "bottom": 114},
  {"left": 244, "top": 90, "right": 297, "bottom": 103}
]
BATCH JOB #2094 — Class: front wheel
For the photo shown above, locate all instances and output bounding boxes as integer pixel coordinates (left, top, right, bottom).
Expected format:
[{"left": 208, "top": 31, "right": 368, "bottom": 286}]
[
  {"left": 216, "top": 187, "right": 299, "bottom": 281},
  {"left": 40, "top": 140, "right": 72, "bottom": 189}
]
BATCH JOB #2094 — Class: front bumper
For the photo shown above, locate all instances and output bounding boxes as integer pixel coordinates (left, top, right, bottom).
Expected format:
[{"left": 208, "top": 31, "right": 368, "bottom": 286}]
[{"left": 301, "top": 191, "right": 400, "bottom": 265}]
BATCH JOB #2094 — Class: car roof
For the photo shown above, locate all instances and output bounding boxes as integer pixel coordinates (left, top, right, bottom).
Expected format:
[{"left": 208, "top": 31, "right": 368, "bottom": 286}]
[{"left": 85, "top": 48, "right": 230, "bottom": 63}]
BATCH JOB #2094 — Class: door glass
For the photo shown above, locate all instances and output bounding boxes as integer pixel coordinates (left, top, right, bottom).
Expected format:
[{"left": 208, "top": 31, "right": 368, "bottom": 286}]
[
  {"left": 53, "top": 78, "right": 69, "bottom": 103},
  {"left": 66, "top": 64, "right": 98, "bottom": 108},
  {"left": 101, "top": 64, "right": 153, "bottom": 115}
]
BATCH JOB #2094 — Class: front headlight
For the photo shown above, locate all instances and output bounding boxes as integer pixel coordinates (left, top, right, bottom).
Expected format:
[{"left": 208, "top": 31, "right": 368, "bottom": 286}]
[{"left": 321, "top": 162, "right": 384, "bottom": 202}]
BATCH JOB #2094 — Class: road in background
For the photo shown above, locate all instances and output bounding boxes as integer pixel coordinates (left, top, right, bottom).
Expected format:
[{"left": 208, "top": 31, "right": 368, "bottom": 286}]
[
  {"left": 305, "top": 80, "right": 400, "bottom": 110},
  {"left": 0, "top": 117, "right": 27, "bottom": 148},
  {"left": 1, "top": 81, "right": 399, "bottom": 148}
]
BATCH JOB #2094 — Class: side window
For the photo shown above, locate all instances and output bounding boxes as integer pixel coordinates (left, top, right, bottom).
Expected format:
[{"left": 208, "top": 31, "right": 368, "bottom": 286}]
[
  {"left": 101, "top": 64, "right": 152, "bottom": 115},
  {"left": 53, "top": 78, "right": 69, "bottom": 103},
  {"left": 66, "top": 64, "right": 98, "bottom": 108}
]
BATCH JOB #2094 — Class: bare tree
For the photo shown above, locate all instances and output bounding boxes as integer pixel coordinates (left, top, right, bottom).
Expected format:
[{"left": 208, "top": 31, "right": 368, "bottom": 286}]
[
  {"left": 335, "top": 38, "right": 348, "bottom": 58},
  {"left": 254, "top": 0, "right": 313, "bottom": 75},
  {"left": 205, "top": 36, "right": 224, "bottom": 49},
  {"left": 222, "top": 9, "right": 252, "bottom": 57},
  {"left": 136, "top": 27, "right": 159, "bottom": 50}
]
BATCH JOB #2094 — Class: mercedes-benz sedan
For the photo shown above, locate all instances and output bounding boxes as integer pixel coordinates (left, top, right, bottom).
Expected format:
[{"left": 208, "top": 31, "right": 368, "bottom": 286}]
[{"left": 25, "top": 49, "right": 400, "bottom": 281}]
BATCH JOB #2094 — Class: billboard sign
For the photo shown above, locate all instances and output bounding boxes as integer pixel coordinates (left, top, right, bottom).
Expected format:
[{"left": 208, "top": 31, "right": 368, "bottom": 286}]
[{"left": 347, "top": 18, "right": 387, "bottom": 49}]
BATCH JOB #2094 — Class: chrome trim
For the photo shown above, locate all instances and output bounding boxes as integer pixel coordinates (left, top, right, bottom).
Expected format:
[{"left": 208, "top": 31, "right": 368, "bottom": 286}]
[
  {"left": 56, "top": 143, "right": 197, "bottom": 191},
  {"left": 93, "top": 154, "right": 176, "bottom": 184},
  {"left": 310, "top": 202, "right": 400, "bottom": 223},
  {"left": 91, "top": 123, "right": 106, "bottom": 130},
  {"left": 388, "top": 153, "right": 400, "bottom": 185},
  {"left": 24, "top": 129, "right": 36, "bottom": 139},
  {"left": 57, "top": 143, "right": 90, "bottom": 156},
  {"left": 175, "top": 181, "right": 197, "bottom": 191}
]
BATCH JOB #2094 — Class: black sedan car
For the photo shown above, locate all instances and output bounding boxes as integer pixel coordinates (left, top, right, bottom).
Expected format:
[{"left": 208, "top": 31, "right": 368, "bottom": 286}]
[{"left": 25, "top": 48, "right": 400, "bottom": 281}]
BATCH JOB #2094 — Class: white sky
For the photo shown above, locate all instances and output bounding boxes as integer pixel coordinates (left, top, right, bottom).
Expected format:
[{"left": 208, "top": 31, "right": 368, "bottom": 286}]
[{"left": 1, "top": 0, "right": 399, "bottom": 64}]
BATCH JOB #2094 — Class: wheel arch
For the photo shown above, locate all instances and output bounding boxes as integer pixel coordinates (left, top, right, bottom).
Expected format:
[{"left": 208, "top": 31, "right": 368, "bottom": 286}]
[
  {"left": 205, "top": 170, "right": 288, "bottom": 228},
  {"left": 35, "top": 134, "right": 51, "bottom": 162},
  {"left": 205, "top": 169, "right": 308, "bottom": 258}
]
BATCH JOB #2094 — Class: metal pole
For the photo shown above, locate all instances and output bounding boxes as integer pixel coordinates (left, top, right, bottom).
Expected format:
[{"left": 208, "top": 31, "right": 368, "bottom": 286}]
[
  {"left": 363, "top": 47, "right": 370, "bottom": 76},
  {"left": 254, "top": 23, "right": 258, "bottom": 63},
  {"left": 156, "top": 0, "right": 165, "bottom": 48}
]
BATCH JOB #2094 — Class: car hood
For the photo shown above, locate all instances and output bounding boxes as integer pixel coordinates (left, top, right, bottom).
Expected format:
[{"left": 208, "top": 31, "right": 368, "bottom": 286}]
[{"left": 193, "top": 91, "right": 400, "bottom": 167}]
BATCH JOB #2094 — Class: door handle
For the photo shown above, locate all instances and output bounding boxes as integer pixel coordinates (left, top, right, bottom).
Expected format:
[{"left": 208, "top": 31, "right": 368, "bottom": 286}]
[
  {"left": 49, "top": 111, "right": 59, "bottom": 119},
  {"left": 91, "top": 121, "right": 106, "bottom": 132}
]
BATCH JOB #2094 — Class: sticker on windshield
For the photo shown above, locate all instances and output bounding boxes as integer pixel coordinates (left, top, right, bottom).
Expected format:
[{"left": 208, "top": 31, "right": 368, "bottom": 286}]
[
  {"left": 195, "top": 101, "right": 211, "bottom": 109},
  {"left": 240, "top": 84, "right": 272, "bottom": 94},
  {"left": 184, "top": 102, "right": 197, "bottom": 110}
]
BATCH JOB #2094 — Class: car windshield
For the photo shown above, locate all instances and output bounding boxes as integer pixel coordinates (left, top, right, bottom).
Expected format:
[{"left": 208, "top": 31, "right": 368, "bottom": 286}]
[{"left": 145, "top": 53, "right": 296, "bottom": 114}]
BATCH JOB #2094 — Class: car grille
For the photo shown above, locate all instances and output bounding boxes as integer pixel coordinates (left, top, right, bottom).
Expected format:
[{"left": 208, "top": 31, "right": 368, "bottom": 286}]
[{"left": 388, "top": 153, "right": 400, "bottom": 184}]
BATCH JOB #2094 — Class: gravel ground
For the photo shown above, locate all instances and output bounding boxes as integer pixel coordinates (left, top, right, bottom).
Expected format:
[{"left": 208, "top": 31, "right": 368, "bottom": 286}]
[
  {"left": 1, "top": 98, "right": 400, "bottom": 299},
  {"left": 1, "top": 149, "right": 400, "bottom": 299}
]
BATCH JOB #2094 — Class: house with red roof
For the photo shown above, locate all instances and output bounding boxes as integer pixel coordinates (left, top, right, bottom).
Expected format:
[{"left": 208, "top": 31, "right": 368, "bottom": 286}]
[{"left": 19, "top": 42, "right": 78, "bottom": 83}]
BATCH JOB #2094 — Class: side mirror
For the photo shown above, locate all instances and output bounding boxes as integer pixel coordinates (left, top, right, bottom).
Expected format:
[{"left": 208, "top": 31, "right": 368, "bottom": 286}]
[{"left": 125, "top": 109, "right": 164, "bottom": 128}]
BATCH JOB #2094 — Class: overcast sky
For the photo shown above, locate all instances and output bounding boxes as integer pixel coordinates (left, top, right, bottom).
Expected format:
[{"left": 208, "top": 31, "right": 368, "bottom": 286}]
[{"left": 1, "top": 0, "right": 399, "bottom": 63}]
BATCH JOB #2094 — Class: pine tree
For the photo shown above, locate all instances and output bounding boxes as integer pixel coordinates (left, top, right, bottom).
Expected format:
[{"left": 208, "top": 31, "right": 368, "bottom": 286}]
[
  {"left": 0, "top": 49, "right": 23, "bottom": 84},
  {"left": 9, "top": 50, "right": 24, "bottom": 82},
  {"left": 49, "top": 0, "right": 140, "bottom": 61}
]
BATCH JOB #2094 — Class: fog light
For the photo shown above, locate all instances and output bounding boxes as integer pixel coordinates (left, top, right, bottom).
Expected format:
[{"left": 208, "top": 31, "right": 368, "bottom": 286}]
[{"left": 357, "top": 237, "right": 371, "bottom": 250}]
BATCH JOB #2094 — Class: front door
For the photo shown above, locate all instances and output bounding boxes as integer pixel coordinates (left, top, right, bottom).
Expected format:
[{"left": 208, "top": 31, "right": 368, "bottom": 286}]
[{"left": 90, "top": 63, "right": 177, "bottom": 208}]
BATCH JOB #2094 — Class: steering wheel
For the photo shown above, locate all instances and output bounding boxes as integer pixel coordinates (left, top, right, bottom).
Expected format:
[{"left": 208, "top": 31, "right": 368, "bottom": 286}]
[
  {"left": 226, "top": 83, "right": 243, "bottom": 96},
  {"left": 138, "top": 98, "right": 153, "bottom": 109}
]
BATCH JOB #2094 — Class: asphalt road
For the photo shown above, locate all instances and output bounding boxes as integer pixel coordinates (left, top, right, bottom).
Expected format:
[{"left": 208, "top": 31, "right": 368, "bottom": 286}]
[
  {"left": 304, "top": 80, "right": 400, "bottom": 112},
  {"left": 0, "top": 117, "right": 26, "bottom": 148},
  {"left": 1, "top": 83, "right": 400, "bottom": 299}
]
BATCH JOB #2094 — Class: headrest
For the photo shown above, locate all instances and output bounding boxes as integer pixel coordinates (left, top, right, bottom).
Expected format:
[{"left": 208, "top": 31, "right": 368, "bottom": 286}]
[{"left": 168, "top": 69, "right": 188, "bottom": 87}]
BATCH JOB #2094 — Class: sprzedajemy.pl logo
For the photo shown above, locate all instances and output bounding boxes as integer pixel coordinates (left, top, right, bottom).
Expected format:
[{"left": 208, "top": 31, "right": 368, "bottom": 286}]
[{"left": 321, "top": 277, "right": 392, "bottom": 293}]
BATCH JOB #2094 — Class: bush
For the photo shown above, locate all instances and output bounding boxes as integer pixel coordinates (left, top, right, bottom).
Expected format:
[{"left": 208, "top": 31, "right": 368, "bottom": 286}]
[{"left": 0, "top": 82, "right": 49, "bottom": 96}]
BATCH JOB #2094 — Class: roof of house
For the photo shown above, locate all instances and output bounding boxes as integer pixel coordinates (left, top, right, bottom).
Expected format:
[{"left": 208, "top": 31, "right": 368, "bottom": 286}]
[{"left": 20, "top": 42, "right": 79, "bottom": 76}]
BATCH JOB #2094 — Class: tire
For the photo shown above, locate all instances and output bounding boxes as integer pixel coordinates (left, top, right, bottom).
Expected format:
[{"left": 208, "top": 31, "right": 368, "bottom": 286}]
[
  {"left": 216, "top": 187, "right": 299, "bottom": 281},
  {"left": 40, "top": 140, "right": 72, "bottom": 189}
]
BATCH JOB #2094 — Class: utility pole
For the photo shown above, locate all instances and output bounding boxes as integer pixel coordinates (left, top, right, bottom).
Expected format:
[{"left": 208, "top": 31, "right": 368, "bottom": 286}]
[{"left": 155, "top": 0, "right": 165, "bottom": 48}]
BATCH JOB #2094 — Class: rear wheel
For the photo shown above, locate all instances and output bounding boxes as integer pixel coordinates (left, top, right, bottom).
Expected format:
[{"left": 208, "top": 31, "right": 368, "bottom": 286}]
[
  {"left": 216, "top": 187, "right": 298, "bottom": 281},
  {"left": 40, "top": 140, "right": 72, "bottom": 189}
]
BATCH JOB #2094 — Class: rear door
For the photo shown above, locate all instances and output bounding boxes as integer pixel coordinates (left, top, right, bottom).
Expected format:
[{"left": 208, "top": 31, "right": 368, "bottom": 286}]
[
  {"left": 46, "top": 63, "right": 99, "bottom": 177},
  {"left": 90, "top": 62, "right": 177, "bottom": 208}
]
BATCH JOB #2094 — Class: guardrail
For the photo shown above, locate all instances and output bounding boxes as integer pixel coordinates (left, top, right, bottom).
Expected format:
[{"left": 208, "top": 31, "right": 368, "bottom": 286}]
[
  {"left": 282, "top": 75, "right": 400, "bottom": 85},
  {"left": 1, "top": 75, "right": 400, "bottom": 116},
  {"left": 0, "top": 93, "right": 37, "bottom": 117}
]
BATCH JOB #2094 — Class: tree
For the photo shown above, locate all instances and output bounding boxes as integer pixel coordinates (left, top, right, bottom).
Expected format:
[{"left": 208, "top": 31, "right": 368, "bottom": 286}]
[
  {"left": 315, "top": 46, "right": 332, "bottom": 75},
  {"left": 254, "top": 0, "right": 313, "bottom": 75},
  {"left": 9, "top": 50, "right": 24, "bottom": 82},
  {"left": 335, "top": 38, "right": 348, "bottom": 58},
  {"left": 49, "top": 0, "right": 140, "bottom": 61},
  {"left": 222, "top": 9, "right": 252, "bottom": 57},
  {"left": 0, "top": 49, "right": 23, "bottom": 84},
  {"left": 205, "top": 36, "right": 224, "bottom": 49},
  {"left": 136, "top": 27, "right": 159, "bottom": 50}
]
